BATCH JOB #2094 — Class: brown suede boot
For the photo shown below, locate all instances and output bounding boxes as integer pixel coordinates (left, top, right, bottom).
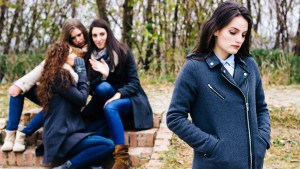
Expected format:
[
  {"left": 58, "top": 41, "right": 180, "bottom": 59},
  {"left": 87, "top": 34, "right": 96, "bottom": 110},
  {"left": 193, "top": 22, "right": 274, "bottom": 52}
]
[{"left": 111, "top": 145, "right": 130, "bottom": 169}]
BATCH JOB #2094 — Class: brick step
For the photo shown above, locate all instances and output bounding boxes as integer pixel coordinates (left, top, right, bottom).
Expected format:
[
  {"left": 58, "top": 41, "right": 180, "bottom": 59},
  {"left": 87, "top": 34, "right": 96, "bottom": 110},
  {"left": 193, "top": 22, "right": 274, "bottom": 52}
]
[
  {"left": 0, "top": 127, "right": 158, "bottom": 148},
  {"left": 0, "top": 146, "right": 153, "bottom": 167}
]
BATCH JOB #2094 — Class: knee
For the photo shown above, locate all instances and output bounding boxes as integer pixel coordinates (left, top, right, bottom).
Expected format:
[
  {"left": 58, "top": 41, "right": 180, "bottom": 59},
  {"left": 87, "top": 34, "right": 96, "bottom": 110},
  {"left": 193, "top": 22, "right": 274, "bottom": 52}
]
[
  {"left": 103, "top": 103, "right": 118, "bottom": 115},
  {"left": 94, "top": 82, "right": 114, "bottom": 97}
]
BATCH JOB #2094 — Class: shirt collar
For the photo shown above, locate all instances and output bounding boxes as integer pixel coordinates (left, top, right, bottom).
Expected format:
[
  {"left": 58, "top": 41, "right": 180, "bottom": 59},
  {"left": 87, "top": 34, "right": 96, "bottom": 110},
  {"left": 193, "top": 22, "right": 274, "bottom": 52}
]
[{"left": 216, "top": 54, "right": 235, "bottom": 68}]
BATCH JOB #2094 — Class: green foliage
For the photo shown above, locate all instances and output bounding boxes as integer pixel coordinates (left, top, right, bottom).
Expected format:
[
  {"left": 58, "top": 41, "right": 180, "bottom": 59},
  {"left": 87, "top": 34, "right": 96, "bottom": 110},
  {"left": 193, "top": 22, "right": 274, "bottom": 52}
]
[
  {"left": 251, "top": 49, "right": 300, "bottom": 85},
  {"left": 0, "top": 51, "right": 45, "bottom": 83}
]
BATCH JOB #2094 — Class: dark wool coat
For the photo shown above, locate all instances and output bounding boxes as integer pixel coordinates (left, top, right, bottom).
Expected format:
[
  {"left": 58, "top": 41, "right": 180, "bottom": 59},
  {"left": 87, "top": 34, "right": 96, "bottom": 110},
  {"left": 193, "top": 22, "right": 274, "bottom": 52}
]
[
  {"left": 42, "top": 71, "right": 91, "bottom": 164},
  {"left": 167, "top": 54, "right": 271, "bottom": 169},
  {"left": 89, "top": 50, "right": 153, "bottom": 130}
]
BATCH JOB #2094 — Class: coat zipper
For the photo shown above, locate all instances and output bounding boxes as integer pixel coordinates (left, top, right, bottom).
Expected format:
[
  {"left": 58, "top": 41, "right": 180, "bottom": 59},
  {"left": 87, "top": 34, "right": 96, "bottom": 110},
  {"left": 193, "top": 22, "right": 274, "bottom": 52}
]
[
  {"left": 221, "top": 74, "right": 252, "bottom": 169},
  {"left": 208, "top": 84, "right": 225, "bottom": 100}
]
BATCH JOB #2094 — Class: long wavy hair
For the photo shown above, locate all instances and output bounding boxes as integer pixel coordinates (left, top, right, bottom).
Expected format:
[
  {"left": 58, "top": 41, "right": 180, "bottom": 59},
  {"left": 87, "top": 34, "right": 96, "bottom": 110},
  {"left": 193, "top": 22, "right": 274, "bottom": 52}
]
[
  {"left": 191, "top": 1, "right": 253, "bottom": 58},
  {"left": 59, "top": 18, "right": 90, "bottom": 49},
  {"left": 37, "top": 43, "right": 73, "bottom": 112},
  {"left": 86, "top": 19, "right": 128, "bottom": 81}
]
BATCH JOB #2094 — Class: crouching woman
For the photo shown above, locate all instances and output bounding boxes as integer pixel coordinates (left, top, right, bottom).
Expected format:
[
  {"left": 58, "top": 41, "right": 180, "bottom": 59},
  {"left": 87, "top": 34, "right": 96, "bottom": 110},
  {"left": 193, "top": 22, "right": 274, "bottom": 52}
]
[{"left": 37, "top": 42, "right": 114, "bottom": 168}]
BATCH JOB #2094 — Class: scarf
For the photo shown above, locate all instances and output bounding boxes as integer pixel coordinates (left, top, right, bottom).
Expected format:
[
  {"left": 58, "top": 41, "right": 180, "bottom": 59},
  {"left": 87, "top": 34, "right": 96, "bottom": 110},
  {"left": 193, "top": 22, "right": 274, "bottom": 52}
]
[
  {"left": 70, "top": 44, "right": 88, "bottom": 58},
  {"left": 91, "top": 48, "right": 119, "bottom": 72}
]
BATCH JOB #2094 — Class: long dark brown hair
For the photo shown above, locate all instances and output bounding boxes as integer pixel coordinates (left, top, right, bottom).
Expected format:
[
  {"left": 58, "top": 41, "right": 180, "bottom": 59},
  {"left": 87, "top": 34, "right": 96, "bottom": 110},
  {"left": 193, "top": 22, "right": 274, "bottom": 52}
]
[
  {"left": 37, "top": 43, "right": 73, "bottom": 112},
  {"left": 86, "top": 19, "right": 128, "bottom": 81},
  {"left": 191, "top": 1, "right": 253, "bottom": 58}
]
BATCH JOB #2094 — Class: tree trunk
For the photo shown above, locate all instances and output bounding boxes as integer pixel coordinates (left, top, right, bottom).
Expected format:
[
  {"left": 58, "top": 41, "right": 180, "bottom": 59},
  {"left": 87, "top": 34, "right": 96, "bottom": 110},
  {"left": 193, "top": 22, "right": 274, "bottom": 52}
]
[
  {"left": 122, "top": 0, "right": 133, "bottom": 48},
  {"left": 294, "top": 15, "right": 300, "bottom": 55},
  {"left": 24, "top": 0, "right": 39, "bottom": 53},
  {"left": 169, "top": 0, "right": 179, "bottom": 74},
  {"left": 4, "top": 1, "right": 23, "bottom": 54},
  {"left": 96, "top": 0, "right": 109, "bottom": 23},
  {"left": 70, "top": 0, "right": 77, "bottom": 18},
  {"left": 274, "top": 0, "right": 291, "bottom": 50},
  {"left": 0, "top": 0, "right": 8, "bottom": 41},
  {"left": 253, "top": 0, "right": 261, "bottom": 32},
  {"left": 144, "top": 0, "right": 154, "bottom": 71},
  {"left": 14, "top": 0, "right": 25, "bottom": 54}
]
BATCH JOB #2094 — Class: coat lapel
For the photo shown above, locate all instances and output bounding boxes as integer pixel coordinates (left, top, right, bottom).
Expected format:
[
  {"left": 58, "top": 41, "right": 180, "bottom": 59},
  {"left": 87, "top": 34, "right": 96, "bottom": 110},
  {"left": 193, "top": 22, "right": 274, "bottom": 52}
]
[{"left": 233, "top": 57, "right": 250, "bottom": 88}]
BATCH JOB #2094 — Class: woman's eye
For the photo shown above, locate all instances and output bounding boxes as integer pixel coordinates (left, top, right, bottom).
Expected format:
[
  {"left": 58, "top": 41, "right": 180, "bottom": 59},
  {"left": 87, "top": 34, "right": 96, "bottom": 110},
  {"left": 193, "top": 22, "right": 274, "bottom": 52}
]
[
  {"left": 242, "top": 34, "right": 246, "bottom": 37},
  {"left": 229, "top": 31, "right": 236, "bottom": 35}
]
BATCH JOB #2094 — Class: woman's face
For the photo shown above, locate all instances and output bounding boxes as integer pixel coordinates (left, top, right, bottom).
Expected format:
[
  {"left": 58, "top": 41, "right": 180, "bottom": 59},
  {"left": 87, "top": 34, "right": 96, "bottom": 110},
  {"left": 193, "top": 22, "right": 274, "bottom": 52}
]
[
  {"left": 213, "top": 16, "right": 248, "bottom": 59},
  {"left": 70, "top": 28, "right": 85, "bottom": 48},
  {"left": 92, "top": 27, "right": 107, "bottom": 50}
]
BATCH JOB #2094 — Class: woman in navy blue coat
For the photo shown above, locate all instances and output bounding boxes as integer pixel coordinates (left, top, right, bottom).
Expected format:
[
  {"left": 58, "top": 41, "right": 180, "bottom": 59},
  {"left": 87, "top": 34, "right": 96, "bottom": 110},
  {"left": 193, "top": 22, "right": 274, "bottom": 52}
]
[
  {"left": 37, "top": 43, "right": 114, "bottom": 168},
  {"left": 167, "top": 1, "right": 271, "bottom": 169}
]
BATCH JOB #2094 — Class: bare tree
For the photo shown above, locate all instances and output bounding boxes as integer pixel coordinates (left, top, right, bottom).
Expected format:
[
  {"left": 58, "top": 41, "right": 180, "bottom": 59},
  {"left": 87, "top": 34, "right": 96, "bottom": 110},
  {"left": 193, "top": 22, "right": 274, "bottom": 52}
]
[
  {"left": 4, "top": 0, "right": 24, "bottom": 54},
  {"left": 295, "top": 15, "right": 300, "bottom": 55},
  {"left": 14, "top": 0, "right": 25, "bottom": 53},
  {"left": 122, "top": 0, "right": 133, "bottom": 48},
  {"left": 96, "top": 0, "right": 109, "bottom": 23},
  {"left": 144, "top": 0, "right": 154, "bottom": 71},
  {"left": 253, "top": 0, "right": 261, "bottom": 32},
  {"left": 274, "top": 0, "right": 293, "bottom": 50},
  {"left": 70, "top": 0, "right": 77, "bottom": 18},
  {"left": 0, "top": 0, "right": 8, "bottom": 42},
  {"left": 24, "top": 0, "right": 43, "bottom": 53}
]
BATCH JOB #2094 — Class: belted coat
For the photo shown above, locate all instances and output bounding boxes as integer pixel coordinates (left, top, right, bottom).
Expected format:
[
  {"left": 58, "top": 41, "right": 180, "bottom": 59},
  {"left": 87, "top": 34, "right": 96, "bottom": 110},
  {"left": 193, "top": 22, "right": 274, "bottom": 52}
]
[{"left": 167, "top": 54, "right": 271, "bottom": 169}]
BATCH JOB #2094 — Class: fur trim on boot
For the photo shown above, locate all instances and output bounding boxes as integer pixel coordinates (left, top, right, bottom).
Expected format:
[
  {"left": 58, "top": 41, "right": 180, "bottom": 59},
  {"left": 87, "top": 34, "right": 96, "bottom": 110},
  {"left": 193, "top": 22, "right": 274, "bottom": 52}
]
[{"left": 1, "top": 130, "right": 16, "bottom": 151}]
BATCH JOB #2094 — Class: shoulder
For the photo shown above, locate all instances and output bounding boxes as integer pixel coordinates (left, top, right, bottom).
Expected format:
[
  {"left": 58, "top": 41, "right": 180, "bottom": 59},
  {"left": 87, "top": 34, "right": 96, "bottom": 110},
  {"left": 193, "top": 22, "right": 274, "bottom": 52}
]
[{"left": 240, "top": 55, "right": 259, "bottom": 68}]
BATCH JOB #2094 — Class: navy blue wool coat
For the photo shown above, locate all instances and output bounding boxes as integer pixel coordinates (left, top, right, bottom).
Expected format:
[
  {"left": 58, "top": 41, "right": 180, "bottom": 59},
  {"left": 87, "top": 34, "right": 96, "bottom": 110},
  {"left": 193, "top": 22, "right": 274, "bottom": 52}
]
[
  {"left": 167, "top": 54, "right": 271, "bottom": 169},
  {"left": 42, "top": 70, "right": 92, "bottom": 164}
]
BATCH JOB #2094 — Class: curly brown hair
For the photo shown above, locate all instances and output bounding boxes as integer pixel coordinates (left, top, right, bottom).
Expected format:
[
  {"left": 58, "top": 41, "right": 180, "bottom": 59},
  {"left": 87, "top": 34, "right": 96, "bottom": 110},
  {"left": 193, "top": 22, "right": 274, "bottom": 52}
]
[{"left": 37, "top": 43, "right": 74, "bottom": 112}]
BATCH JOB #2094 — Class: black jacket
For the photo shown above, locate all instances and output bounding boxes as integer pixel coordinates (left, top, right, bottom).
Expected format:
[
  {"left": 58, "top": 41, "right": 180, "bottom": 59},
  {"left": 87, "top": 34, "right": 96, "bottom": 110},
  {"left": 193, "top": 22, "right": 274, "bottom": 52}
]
[{"left": 89, "top": 50, "right": 153, "bottom": 130}]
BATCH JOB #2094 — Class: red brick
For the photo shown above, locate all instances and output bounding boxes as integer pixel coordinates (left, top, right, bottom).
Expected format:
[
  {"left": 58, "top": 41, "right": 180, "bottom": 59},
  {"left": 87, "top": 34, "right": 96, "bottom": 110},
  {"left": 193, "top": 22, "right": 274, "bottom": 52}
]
[
  {"left": 153, "top": 114, "right": 161, "bottom": 128},
  {"left": 130, "top": 155, "right": 139, "bottom": 167},
  {"left": 129, "top": 132, "right": 137, "bottom": 147},
  {"left": 138, "top": 133, "right": 146, "bottom": 147},
  {"left": 8, "top": 151, "right": 16, "bottom": 165},
  {"left": 16, "top": 153, "right": 24, "bottom": 166},
  {"left": 35, "top": 155, "right": 42, "bottom": 166},
  {"left": 124, "top": 132, "right": 129, "bottom": 145},
  {"left": 146, "top": 132, "right": 155, "bottom": 147},
  {"left": 1, "top": 151, "right": 8, "bottom": 166},
  {"left": 24, "top": 148, "right": 34, "bottom": 166}
]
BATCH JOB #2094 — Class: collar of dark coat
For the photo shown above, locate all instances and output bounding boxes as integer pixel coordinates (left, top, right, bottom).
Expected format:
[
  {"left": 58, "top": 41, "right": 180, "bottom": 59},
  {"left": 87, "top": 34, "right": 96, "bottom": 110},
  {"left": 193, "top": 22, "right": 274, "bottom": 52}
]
[
  {"left": 205, "top": 54, "right": 250, "bottom": 88},
  {"left": 205, "top": 54, "right": 247, "bottom": 69}
]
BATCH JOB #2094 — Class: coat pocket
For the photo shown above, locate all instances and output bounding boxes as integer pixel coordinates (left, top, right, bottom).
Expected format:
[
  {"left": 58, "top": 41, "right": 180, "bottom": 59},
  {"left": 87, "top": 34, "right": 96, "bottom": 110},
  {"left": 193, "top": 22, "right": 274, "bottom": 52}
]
[
  {"left": 255, "top": 135, "right": 267, "bottom": 168},
  {"left": 208, "top": 84, "right": 225, "bottom": 100}
]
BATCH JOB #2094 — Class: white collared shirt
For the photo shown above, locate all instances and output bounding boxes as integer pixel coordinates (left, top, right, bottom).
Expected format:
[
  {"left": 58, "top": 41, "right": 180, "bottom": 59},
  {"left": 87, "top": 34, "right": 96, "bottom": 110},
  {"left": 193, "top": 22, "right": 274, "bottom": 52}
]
[{"left": 217, "top": 54, "right": 235, "bottom": 76}]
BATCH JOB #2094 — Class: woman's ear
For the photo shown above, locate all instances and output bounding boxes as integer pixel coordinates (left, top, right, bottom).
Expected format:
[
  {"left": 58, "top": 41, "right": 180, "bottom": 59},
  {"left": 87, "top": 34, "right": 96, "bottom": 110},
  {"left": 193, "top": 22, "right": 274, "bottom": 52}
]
[{"left": 214, "top": 30, "right": 219, "bottom": 36}]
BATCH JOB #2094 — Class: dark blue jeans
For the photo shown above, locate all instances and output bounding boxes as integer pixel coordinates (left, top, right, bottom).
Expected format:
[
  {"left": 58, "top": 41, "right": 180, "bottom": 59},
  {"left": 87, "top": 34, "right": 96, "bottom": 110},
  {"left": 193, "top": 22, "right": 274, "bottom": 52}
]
[
  {"left": 68, "top": 135, "right": 114, "bottom": 168},
  {"left": 6, "top": 86, "right": 43, "bottom": 137},
  {"left": 92, "top": 82, "right": 133, "bottom": 145}
]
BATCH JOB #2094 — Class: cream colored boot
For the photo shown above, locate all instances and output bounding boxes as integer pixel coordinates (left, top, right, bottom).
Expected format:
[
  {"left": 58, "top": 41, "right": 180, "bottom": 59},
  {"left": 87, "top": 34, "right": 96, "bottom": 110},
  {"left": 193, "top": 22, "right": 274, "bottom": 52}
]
[
  {"left": 13, "top": 131, "right": 26, "bottom": 152},
  {"left": 1, "top": 130, "right": 16, "bottom": 151}
]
